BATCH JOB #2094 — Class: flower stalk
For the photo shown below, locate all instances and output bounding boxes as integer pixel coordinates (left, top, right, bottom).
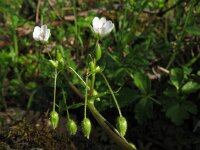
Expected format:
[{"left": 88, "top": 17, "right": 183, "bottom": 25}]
[
  {"left": 53, "top": 68, "right": 58, "bottom": 111},
  {"left": 100, "top": 73, "right": 122, "bottom": 117}
]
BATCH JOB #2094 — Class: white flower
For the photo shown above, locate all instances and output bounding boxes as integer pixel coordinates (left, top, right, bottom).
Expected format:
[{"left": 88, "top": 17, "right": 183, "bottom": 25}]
[
  {"left": 33, "top": 25, "right": 51, "bottom": 42},
  {"left": 91, "top": 17, "right": 114, "bottom": 37}
]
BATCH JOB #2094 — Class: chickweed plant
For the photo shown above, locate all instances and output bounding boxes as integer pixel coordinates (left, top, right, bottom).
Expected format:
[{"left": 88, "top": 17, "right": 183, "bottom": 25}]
[{"left": 33, "top": 17, "right": 136, "bottom": 150}]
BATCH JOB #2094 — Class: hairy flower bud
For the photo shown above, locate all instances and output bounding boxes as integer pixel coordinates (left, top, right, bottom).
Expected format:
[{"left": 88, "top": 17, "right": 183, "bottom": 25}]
[
  {"left": 50, "top": 111, "right": 59, "bottom": 129},
  {"left": 67, "top": 119, "right": 77, "bottom": 135},
  {"left": 93, "top": 89, "right": 100, "bottom": 101},
  {"left": 82, "top": 118, "right": 92, "bottom": 139},
  {"left": 89, "top": 61, "right": 95, "bottom": 72},
  {"left": 116, "top": 116, "right": 127, "bottom": 137},
  {"left": 49, "top": 60, "right": 58, "bottom": 68},
  {"left": 95, "top": 43, "right": 101, "bottom": 61}
]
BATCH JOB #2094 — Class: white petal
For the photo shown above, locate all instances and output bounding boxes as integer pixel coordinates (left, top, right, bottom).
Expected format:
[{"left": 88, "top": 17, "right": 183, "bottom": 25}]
[
  {"left": 98, "top": 17, "right": 106, "bottom": 28},
  {"left": 41, "top": 24, "right": 47, "bottom": 33},
  {"left": 92, "top": 17, "right": 100, "bottom": 29},
  {"left": 44, "top": 29, "right": 51, "bottom": 41},
  {"left": 104, "top": 21, "right": 114, "bottom": 34},
  {"left": 99, "top": 27, "right": 107, "bottom": 35},
  {"left": 33, "top": 26, "right": 41, "bottom": 40}
]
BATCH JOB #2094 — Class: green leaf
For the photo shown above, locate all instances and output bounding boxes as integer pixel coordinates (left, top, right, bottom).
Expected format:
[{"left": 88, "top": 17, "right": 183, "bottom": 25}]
[
  {"left": 166, "top": 104, "right": 188, "bottom": 125},
  {"left": 169, "top": 68, "right": 184, "bottom": 90},
  {"left": 135, "top": 97, "right": 153, "bottom": 124},
  {"left": 185, "top": 26, "right": 200, "bottom": 36},
  {"left": 133, "top": 72, "right": 151, "bottom": 93},
  {"left": 181, "top": 81, "right": 200, "bottom": 94},
  {"left": 182, "top": 101, "right": 197, "bottom": 114},
  {"left": 197, "top": 70, "right": 200, "bottom": 76},
  {"left": 166, "top": 101, "right": 197, "bottom": 125}
]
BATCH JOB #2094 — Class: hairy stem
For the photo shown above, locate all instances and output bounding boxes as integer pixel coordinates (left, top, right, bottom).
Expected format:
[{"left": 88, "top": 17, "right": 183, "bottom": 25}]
[
  {"left": 53, "top": 68, "right": 58, "bottom": 111},
  {"left": 101, "top": 73, "right": 122, "bottom": 117}
]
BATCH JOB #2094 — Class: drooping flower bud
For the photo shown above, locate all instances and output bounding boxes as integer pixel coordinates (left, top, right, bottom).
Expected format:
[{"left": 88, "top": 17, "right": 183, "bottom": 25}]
[
  {"left": 93, "top": 89, "right": 100, "bottom": 101},
  {"left": 116, "top": 116, "right": 127, "bottom": 137},
  {"left": 67, "top": 119, "right": 77, "bottom": 135},
  {"left": 50, "top": 111, "right": 59, "bottom": 129},
  {"left": 82, "top": 118, "right": 92, "bottom": 139},
  {"left": 49, "top": 60, "right": 58, "bottom": 68},
  {"left": 95, "top": 66, "right": 101, "bottom": 73},
  {"left": 95, "top": 42, "right": 101, "bottom": 61},
  {"left": 89, "top": 61, "right": 95, "bottom": 72}
]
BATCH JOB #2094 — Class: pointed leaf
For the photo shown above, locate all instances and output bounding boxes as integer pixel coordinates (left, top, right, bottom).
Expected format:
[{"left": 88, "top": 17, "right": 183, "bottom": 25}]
[
  {"left": 133, "top": 72, "right": 151, "bottom": 93},
  {"left": 169, "top": 68, "right": 184, "bottom": 90},
  {"left": 181, "top": 81, "right": 200, "bottom": 94}
]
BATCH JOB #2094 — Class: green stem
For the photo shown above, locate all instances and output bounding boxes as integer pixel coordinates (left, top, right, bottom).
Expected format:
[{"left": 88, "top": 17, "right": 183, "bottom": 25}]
[
  {"left": 53, "top": 68, "right": 58, "bottom": 111},
  {"left": 66, "top": 68, "right": 136, "bottom": 150},
  {"left": 101, "top": 73, "right": 122, "bottom": 117},
  {"left": 62, "top": 89, "right": 70, "bottom": 120},
  {"left": 90, "top": 59, "right": 96, "bottom": 96},
  {"left": 87, "top": 102, "right": 136, "bottom": 150},
  {"left": 84, "top": 70, "right": 89, "bottom": 118},
  {"left": 68, "top": 66, "right": 90, "bottom": 90}
]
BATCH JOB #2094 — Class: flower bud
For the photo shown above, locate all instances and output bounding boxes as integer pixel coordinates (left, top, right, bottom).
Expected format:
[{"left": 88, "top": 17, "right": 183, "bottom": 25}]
[
  {"left": 49, "top": 60, "right": 58, "bottom": 68},
  {"left": 95, "top": 43, "right": 101, "bottom": 61},
  {"left": 116, "top": 116, "right": 127, "bottom": 137},
  {"left": 67, "top": 119, "right": 77, "bottom": 135},
  {"left": 50, "top": 111, "right": 59, "bottom": 129},
  {"left": 93, "top": 89, "right": 100, "bottom": 101},
  {"left": 95, "top": 66, "right": 101, "bottom": 73},
  {"left": 82, "top": 118, "right": 92, "bottom": 139},
  {"left": 89, "top": 61, "right": 95, "bottom": 72}
]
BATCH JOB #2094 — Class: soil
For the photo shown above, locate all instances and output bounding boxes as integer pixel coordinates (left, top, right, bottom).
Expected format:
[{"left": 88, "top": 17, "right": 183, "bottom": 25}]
[{"left": 0, "top": 108, "right": 119, "bottom": 150}]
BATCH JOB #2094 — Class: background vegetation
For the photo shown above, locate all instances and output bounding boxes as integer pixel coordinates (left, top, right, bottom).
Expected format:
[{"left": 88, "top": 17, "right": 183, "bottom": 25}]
[{"left": 0, "top": 0, "right": 200, "bottom": 149}]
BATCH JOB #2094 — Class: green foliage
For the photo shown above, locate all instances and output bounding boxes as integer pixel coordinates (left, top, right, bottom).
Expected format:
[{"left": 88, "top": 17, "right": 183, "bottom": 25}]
[
  {"left": 0, "top": 0, "right": 200, "bottom": 134},
  {"left": 162, "top": 67, "right": 199, "bottom": 125},
  {"left": 135, "top": 97, "right": 153, "bottom": 124},
  {"left": 185, "top": 25, "right": 200, "bottom": 36},
  {"left": 133, "top": 72, "right": 151, "bottom": 94},
  {"left": 170, "top": 68, "right": 184, "bottom": 90},
  {"left": 166, "top": 100, "right": 197, "bottom": 125},
  {"left": 181, "top": 81, "right": 200, "bottom": 94}
]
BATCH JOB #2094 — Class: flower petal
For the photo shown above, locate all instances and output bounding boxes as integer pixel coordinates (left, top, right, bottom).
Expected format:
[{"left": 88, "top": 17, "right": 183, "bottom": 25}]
[
  {"left": 41, "top": 24, "right": 47, "bottom": 33},
  {"left": 44, "top": 29, "right": 51, "bottom": 41},
  {"left": 103, "top": 21, "right": 114, "bottom": 34},
  {"left": 99, "top": 27, "right": 107, "bottom": 35},
  {"left": 99, "top": 17, "right": 106, "bottom": 28},
  {"left": 92, "top": 17, "right": 100, "bottom": 29},
  {"left": 33, "top": 26, "right": 41, "bottom": 40}
]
